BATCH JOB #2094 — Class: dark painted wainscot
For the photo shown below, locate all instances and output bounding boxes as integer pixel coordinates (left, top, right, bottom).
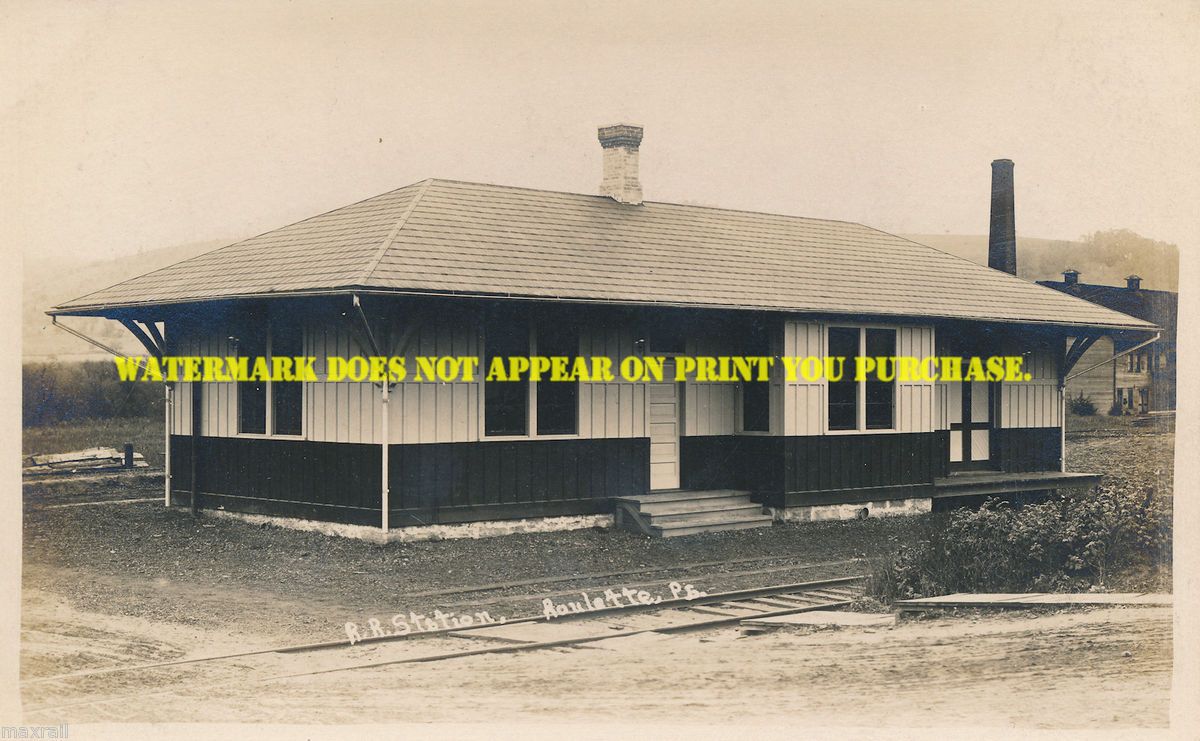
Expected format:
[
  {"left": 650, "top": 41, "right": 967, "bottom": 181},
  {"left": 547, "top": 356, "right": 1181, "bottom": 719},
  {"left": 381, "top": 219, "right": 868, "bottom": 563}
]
[
  {"left": 170, "top": 435, "right": 649, "bottom": 527},
  {"left": 681, "top": 428, "right": 1064, "bottom": 507}
]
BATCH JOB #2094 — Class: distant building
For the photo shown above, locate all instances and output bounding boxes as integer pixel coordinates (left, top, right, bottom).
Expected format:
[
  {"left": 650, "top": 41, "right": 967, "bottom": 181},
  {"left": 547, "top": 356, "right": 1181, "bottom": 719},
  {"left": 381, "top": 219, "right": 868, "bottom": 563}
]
[{"left": 1038, "top": 271, "right": 1177, "bottom": 413}]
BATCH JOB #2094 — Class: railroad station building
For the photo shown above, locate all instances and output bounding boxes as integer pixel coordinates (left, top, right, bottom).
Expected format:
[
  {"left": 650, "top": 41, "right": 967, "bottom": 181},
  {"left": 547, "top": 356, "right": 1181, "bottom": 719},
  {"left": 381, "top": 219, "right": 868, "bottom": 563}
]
[{"left": 51, "top": 125, "right": 1156, "bottom": 538}]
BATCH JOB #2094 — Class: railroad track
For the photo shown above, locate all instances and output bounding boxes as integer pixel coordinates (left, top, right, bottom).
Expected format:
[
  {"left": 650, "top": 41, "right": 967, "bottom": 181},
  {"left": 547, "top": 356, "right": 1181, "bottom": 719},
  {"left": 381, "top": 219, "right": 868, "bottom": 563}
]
[{"left": 22, "top": 575, "right": 866, "bottom": 718}]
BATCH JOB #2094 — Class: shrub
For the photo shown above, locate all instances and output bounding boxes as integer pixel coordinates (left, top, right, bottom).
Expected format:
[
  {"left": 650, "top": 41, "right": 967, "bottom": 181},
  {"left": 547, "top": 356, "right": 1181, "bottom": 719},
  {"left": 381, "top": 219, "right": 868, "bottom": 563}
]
[
  {"left": 23, "top": 361, "right": 163, "bottom": 428},
  {"left": 1067, "top": 393, "right": 1096, "bottom": 416},
  {"left": 868, "top": 486, "right": 1171, "bottom": 601}
]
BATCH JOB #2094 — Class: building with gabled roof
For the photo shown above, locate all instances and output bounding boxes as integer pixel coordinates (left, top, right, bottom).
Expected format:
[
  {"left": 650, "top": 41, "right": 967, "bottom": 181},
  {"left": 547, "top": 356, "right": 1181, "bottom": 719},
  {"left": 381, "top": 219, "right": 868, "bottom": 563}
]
[
  {"left": 1038, "top": 271, "right": 1177, "bottom": 413},
  {"left": 51, "top": 126, "right": 1156, "bottom": 538}
]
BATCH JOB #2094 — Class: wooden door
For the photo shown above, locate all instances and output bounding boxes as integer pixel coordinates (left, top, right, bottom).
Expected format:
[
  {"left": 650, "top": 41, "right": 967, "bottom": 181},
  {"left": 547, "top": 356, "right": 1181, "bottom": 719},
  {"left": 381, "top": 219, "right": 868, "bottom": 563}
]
[
  {"left": 648, "top": 361, "right": 681, "bottom": 490},
  {"left": 948, "top": 379, "right": 996, "bottom": 471}
]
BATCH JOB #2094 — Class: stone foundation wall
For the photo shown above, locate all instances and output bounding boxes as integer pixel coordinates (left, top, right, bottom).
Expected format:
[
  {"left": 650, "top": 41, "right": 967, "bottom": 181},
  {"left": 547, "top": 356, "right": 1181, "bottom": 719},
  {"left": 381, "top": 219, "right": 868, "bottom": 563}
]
[
  {"left": 202, "top": 509, "right": 614, "bottom": 543},
  {"left": 771, "top": 497, "right": 932, "bottom": 523}
]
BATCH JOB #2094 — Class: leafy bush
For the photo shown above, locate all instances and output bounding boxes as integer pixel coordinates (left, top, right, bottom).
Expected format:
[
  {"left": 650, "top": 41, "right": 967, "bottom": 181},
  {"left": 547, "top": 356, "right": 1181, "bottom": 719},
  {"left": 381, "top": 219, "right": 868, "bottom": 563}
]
[
  {"left": 23, "top": 361, "right": 163, "bottom": 428},
  {"left": 1067, "top": 393, "right": 1096, "bottom": 416},
  {"left": 869, "top": 486, "right": 1171, "bottom": 601}
]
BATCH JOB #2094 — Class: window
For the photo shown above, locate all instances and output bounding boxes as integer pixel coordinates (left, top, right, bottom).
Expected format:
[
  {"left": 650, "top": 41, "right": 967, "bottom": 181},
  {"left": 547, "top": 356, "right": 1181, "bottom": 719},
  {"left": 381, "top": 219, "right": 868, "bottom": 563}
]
[
  {"left": 237, "top": 318, "right": 303, "bottom": 436},
  {"left": 536, "top": 323, "right": 578, "bottom": 435},
  {"left": 742, "top": 381, "right": 770, "bottom": 432},
  {"left": 237, "top": 324, "right": 268, "bottom": 434},
  {"left": 827, "top": 326, "right": 896, "bottom": 432},
  {"left": 827, "top": 327, "right": 859, "bottom": 431},
  {"left": 271, "top": 320, "right": 303, "bottom": 436},
  {"left": 741, "top": 322, "right": 771, "bottom": 432},
  {"left": 484, "top": 318, "right": 530, "bottom": 436},
  {"left": 865, "top": 329, "right": 895, "bottom": 429}
]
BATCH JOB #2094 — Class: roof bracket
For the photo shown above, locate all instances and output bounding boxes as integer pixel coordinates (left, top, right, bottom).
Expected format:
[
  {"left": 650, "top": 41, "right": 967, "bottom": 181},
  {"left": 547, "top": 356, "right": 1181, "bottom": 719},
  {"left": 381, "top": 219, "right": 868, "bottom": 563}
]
[{"left": 119, "top": 318, "right": 166, "bottom": 360}]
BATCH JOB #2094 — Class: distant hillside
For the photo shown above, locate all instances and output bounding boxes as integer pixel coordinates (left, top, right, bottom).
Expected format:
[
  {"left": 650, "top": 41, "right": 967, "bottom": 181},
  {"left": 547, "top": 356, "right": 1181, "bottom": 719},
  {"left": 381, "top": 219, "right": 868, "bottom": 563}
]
[
  {"left": 903, "top": 233, "right": 1179, "bottom": 291},
  {"left": 24, "top": 240, "right": 227, "bottom": 360}
]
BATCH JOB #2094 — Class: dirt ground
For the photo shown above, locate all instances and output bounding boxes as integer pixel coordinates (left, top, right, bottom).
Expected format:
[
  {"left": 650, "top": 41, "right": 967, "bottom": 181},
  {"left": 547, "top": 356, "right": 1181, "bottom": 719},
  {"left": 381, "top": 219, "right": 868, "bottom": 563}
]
[
  {"left": 19, "top": 431, "right": 1176, "bottom": 728},
  {"left": 20, "top": 589, "right": 1171, "bottom": 728}
]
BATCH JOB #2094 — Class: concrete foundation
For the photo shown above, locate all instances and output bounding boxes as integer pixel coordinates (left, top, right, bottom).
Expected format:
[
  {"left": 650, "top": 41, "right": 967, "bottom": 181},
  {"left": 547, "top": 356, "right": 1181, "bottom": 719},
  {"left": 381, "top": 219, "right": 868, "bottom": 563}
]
[
  {"left": 771, "top": 497, "right": 932, "bottom": 523},
  {"left": 202, "top": 509, "right": 614, "bottom": 543}
]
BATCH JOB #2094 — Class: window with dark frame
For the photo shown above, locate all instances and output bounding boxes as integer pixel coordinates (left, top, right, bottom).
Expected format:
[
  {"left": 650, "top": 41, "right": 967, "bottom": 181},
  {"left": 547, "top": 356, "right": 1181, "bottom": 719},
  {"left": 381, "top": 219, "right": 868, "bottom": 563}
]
[
  {"left": 236, "top": 323, "right": 268, "bottom": 435},
  {"left": 535, "top": 323, "right": 579, "bottom": 435},
  {"left": 484, "top": 318, "right": 530, "bottom": 436},
  {"left": 237, "top": 318, "right": 304, "bottom": 436},
  {"left": 827, "top": 327, "right": 859, "bottom": 431},
  {"left": 865, "top": 328, "right": 895, "bottom": 429},
  {"left": 271, "top": 320, "right": 304, "bottom": 436},
  {"left": 827, "top": 326, "right": 896, "bottom": 432},
  {"left": 740, "top": 323, "right": 771, "bottom": 432}
]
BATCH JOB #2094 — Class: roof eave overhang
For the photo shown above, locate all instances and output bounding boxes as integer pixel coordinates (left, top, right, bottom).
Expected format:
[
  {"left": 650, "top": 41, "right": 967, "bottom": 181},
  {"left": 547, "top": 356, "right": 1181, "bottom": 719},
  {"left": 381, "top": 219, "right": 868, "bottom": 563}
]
[{"left": 48, "top": 286, "right": 1160, "bottom": 334}]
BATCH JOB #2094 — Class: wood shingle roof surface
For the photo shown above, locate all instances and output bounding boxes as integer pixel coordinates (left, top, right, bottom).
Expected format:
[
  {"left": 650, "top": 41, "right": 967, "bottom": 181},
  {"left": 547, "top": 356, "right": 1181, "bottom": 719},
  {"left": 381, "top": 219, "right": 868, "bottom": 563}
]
[{"left": 55, "top": 178, "right": 1154, "bottom": 330}]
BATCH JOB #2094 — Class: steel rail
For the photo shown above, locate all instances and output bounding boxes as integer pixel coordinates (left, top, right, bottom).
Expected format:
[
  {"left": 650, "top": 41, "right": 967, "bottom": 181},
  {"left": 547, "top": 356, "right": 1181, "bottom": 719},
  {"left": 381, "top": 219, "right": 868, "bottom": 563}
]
[
  {"left": 24, "top": 579, "right": 863, "bottom": 716},
  {"left": 21, "top": 574, "right": 864, "bottom": 687},
  {"left": 261, "top": 596, "right": 858, "bottom": 682}
]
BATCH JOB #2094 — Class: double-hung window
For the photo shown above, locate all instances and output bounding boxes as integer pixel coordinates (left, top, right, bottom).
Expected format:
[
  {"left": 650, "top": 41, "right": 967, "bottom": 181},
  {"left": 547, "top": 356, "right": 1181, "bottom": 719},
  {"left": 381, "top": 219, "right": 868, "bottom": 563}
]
[
  {"left": 740, "top": 323, "right": 771, "bottom": 433},
  {"left": 827, "top": 326, "right": 896, "bottom": 432},
  {"left": 483, "top": 318, "right": 579, "bottom": 437},
  {"left": 237, "top": 318, "right": 303, "bottom": 436}
]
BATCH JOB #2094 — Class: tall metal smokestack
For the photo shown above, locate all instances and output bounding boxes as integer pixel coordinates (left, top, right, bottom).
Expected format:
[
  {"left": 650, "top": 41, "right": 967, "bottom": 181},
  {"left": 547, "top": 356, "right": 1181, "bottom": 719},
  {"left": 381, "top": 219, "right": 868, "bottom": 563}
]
[{"left": 988, "top": 159, "right": 1017, "bottom": 275}]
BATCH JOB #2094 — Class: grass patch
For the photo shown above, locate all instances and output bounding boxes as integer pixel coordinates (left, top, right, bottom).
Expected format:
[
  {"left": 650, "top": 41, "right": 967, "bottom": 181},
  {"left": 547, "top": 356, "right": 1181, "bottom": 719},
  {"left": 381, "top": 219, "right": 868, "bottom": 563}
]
[{"left": 23, "top": 418, "right": 165, "bottom": 468}]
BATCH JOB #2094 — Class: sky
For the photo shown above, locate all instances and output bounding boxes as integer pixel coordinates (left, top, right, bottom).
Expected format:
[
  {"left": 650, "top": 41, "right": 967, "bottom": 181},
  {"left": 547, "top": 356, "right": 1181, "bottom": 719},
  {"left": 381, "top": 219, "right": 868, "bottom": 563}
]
[{"left": 4, "top": 0, "right": 1199, "bottom": 267}]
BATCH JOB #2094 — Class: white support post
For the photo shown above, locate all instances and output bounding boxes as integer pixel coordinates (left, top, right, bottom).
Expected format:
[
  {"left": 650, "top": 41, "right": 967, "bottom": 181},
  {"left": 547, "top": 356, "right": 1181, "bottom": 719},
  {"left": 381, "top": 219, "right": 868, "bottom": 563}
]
[
  {"left": 1059, "top": 380, "right": 1066, "bottom": 473},
  {"left": 164, "top": 383, "right": 173, "bottom": 505},
  {"left": 381, "top": 381, "right": 390, "bottom": 533}
]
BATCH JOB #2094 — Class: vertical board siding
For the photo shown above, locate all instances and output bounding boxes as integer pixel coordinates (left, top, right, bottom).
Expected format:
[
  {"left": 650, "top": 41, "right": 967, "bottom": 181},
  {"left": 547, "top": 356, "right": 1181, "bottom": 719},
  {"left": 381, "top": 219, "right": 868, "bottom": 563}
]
[
  {"left": 385, "top": 318, "right": 480, "bottom": 444},
  {"left": 993, "top": 427, "right": 1062, "bottom": 472},
  {"left": 308, "top": 320, "right": 381, "bottom": 443},
  {"left": 681, "top": 431, "right": 945, "bottom": 503},
  {"left": 782, "top": 432, "right": 945, "bottom": 495},
  {"left": 578, "top": 325, "right": 647, "bottom": 439},
  {"left": 782, "top": 321, "right": 824, "bottom": 436},
  {"left": 681, "top": 332, "right": 737, "bottom": 437},
  {"left": 387, "top": 437, "right": 650, "bottom": 524},
  {"left": 169, "top": 435, "right": 382, "bottom": 524},
  {"left": 896, "top": 325, "right": 936, "bottom": 433},
  {"left": 999, "top": 345, "right": 1061, "bottom": 429}
]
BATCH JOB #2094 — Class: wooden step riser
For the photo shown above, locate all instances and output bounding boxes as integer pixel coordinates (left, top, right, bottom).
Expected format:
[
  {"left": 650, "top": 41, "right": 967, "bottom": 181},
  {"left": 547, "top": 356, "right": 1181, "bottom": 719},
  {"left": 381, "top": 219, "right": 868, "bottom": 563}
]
[
  {"left": 639, "top": 498, "right": 760, "bottom": 516},
  {"left": 643, "top": 493, "right": 753, "bottom": 510},
  {"left": 615, "top": 489, "right": 750, "bottom": 505},
  {"left": 643, "top": 498, "right": 763, "bottom": 515},
  {"left": 655, "top": 520, "right": 773, "bottom": 538},
  {"left": 653, "top": 512, "right": 774, "bottom": 529}
]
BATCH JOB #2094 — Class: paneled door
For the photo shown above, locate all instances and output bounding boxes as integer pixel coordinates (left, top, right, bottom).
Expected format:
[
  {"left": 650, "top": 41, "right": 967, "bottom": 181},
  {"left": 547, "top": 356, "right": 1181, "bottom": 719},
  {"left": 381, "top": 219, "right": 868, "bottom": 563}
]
[{"left": 648, "top": 360, "right": 681, "bottom": 490}]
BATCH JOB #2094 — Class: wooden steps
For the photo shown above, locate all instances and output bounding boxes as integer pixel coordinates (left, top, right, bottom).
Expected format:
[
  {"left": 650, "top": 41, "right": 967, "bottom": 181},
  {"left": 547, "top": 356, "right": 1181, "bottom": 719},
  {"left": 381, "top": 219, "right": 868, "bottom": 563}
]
[{"left": 613, "top": 490, "right": 773, "bottom": 537}]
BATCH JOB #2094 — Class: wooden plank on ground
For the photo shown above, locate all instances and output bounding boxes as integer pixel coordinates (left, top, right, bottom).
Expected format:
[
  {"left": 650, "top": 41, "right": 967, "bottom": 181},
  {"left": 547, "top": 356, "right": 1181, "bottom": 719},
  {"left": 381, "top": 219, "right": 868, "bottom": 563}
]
[{"left": 895, "top": 592, "right": 1172, "bottom": 612}]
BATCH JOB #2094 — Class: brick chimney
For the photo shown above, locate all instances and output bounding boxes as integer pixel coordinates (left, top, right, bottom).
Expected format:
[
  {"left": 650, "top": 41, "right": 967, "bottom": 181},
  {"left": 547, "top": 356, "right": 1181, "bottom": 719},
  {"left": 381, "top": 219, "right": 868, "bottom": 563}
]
[
  {"left": 1063, "top": 269, "right": 1080, "bottom": 285},
  {"left": 1126, "top": 275, "right": 1142, "bottom": 290},
  {"left": 598, "top": 124, "right": 643, "bottom": 205},
  {"left": 988, "top": 159, "right": 1017, "bottom": 275}
]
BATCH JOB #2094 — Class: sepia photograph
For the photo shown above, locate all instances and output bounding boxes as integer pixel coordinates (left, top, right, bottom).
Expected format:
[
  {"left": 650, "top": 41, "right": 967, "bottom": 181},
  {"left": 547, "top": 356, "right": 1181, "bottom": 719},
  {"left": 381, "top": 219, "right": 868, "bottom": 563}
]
[{"left": 3, "top": 1, "right": 1197, "bottom": 737}]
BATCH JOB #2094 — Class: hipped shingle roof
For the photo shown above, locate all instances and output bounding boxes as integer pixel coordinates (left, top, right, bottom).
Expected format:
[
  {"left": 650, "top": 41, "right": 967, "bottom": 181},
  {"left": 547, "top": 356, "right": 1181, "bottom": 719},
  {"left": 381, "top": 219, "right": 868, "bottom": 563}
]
[{"left": 53, "top": 178, "right": 1155, "bottom": 330}]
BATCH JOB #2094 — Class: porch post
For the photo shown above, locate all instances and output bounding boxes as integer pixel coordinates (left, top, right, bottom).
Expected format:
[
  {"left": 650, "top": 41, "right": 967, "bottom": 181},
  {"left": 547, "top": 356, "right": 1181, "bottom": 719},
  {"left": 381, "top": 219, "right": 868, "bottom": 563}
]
[
  {"left": 1059, "top": 380, "right": 1066, "bottom": 472},
  {"left": 381, "top": 381, "right": 390, "bottom": 533},
  {"left": 163, "top": 383, "right": 172, "bottom": 505}
]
